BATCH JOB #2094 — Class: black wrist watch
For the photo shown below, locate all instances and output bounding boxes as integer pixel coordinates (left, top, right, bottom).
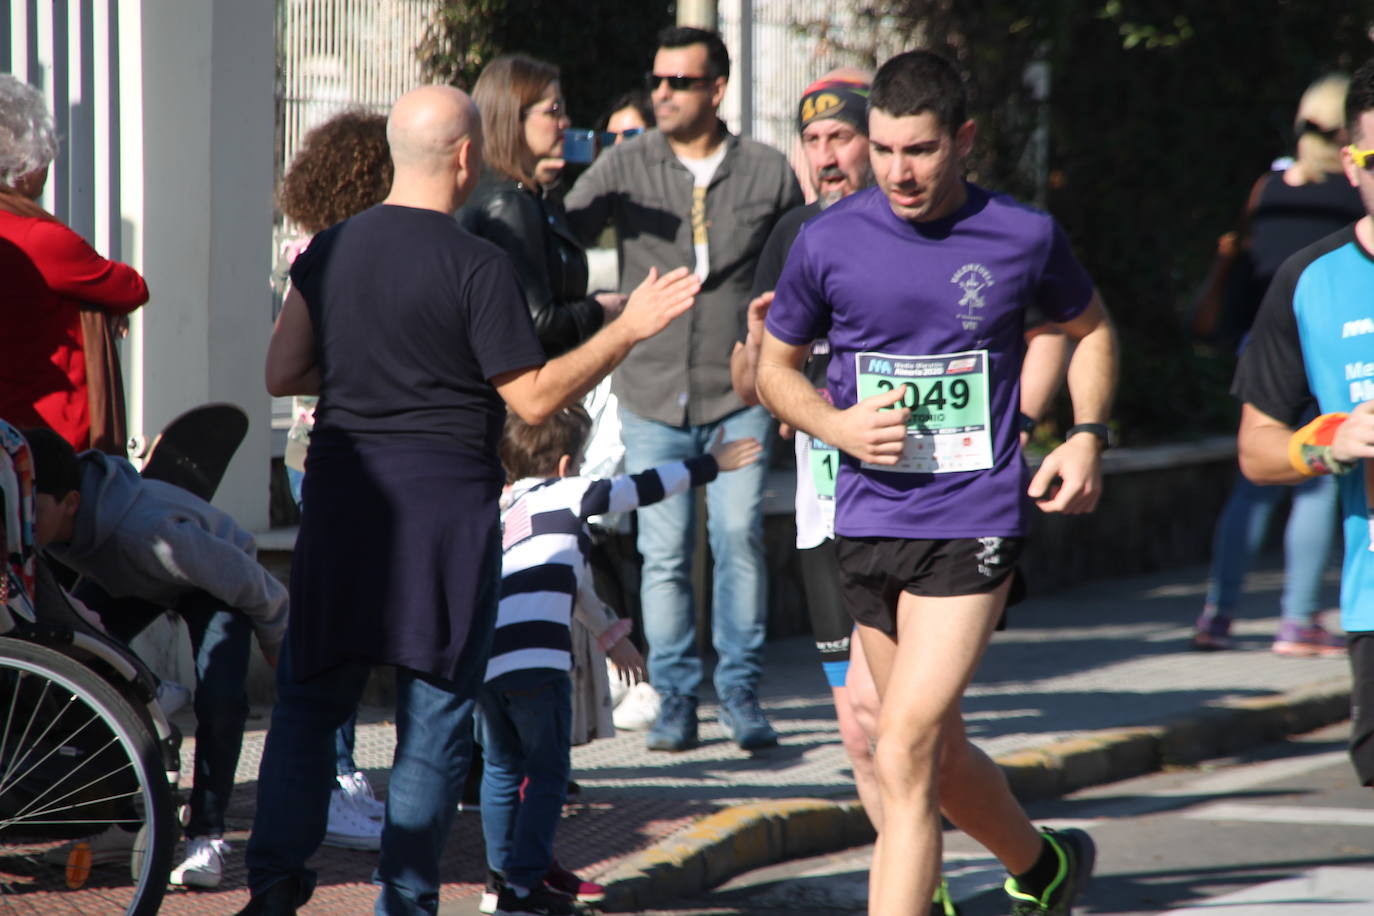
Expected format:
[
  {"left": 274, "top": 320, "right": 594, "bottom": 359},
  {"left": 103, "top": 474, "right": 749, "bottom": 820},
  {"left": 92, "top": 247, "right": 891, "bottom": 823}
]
[
  {"left": 1018, "top": 412, "right": 1036, "bottom": 435},
  {"left": 1064, "top": 422, "right": 1113, "bottom": 449}
]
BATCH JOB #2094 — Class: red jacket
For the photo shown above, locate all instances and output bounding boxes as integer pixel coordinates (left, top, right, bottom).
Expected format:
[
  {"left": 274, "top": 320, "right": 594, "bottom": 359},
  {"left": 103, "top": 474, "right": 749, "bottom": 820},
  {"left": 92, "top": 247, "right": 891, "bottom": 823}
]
[{"left": 0, "top": 210, "right": 149, "bottom": 449}]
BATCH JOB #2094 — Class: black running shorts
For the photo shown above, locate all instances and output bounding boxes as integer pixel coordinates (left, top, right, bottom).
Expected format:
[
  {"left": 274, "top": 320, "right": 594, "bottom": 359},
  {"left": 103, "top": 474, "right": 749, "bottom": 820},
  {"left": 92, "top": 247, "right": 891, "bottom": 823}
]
[
  {"left": 1348, "top": 632, "right": 1374, "bottom": 785},
  {"left": 798, "top": 539, "right": 852, "bottom": 686},
  {"left": 835, "top": 535, "right": 1025, "bottom": 637}
]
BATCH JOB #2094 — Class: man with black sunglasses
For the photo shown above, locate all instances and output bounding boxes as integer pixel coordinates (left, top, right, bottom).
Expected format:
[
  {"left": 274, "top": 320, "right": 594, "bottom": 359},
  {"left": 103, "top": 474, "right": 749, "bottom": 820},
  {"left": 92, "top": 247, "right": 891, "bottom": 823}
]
[{"left": 565, "top": 26, "right": 802, "bottom": 754}]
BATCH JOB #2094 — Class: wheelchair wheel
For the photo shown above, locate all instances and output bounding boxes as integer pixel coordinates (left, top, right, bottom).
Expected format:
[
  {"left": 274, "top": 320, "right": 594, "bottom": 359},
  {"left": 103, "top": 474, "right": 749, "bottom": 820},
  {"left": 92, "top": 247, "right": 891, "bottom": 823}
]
[{"left": 0, "top": 636, "right": 173, "bottom": 915}]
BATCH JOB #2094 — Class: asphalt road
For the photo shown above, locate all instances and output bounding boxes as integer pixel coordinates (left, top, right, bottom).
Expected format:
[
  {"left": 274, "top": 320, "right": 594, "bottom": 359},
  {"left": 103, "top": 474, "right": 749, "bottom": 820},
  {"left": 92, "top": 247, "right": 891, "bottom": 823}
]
[{"left": 631, "top": 721, "right": 1374, "bottom": 915}]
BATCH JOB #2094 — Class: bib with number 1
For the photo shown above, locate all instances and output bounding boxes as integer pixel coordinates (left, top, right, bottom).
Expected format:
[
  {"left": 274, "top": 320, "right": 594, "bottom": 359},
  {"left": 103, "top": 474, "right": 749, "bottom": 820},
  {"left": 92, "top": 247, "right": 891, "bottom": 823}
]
[{"left": 854, "top": 349, "right": 992, "bottom": 473}]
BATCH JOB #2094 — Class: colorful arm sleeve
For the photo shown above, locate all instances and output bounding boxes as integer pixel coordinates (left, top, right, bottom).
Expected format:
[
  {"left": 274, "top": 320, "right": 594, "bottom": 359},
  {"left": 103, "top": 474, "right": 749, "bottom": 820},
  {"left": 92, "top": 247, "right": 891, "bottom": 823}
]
[{"left": 1288, "top": 412, "right": 1357, "bottom": 477}]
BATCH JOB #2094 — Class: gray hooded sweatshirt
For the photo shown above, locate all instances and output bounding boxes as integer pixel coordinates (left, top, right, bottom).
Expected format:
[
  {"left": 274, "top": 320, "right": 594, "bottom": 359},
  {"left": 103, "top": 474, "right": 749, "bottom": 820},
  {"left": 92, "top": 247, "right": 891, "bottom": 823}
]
[{"left": 46, "top": 451, "right": 288, "bottom": 654}]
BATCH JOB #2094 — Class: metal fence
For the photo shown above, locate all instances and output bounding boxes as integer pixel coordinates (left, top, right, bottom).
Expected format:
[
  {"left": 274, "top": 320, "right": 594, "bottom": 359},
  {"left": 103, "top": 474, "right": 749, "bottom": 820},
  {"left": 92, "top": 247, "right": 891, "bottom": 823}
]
[
  {"left": 720, "top": 0, "right": 898, "bottom": 152},
  {"left": 276, "top": 0, "right": 433, "bottom": 184},
  {"left": 2, "top": 0, "right": 131, "bottom": 263}
]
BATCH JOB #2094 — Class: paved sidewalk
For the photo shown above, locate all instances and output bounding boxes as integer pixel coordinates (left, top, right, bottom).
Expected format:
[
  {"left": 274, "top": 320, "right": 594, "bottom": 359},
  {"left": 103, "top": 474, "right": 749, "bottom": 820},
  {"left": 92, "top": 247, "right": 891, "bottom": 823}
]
[{"left": 148, "top": 558, "right": 1349, "bottom": 914}]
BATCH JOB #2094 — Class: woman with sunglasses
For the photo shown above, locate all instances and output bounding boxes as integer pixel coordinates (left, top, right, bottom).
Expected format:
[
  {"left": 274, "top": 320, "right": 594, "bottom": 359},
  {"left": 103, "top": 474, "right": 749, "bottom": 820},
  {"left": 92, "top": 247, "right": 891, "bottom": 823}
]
[
  {"left": 596, "top": 89, "right": 655, "bottom": 146},
  {"left": 461, "top": 54, "right": 627, "bottom": 358}
]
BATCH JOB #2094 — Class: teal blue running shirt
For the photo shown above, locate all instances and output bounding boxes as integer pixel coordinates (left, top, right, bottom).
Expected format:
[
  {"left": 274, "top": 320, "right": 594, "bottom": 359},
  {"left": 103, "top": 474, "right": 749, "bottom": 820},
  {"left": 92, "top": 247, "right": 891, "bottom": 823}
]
[{"left": 1234, "top": 223, "right": 1374, "bottom": 631}]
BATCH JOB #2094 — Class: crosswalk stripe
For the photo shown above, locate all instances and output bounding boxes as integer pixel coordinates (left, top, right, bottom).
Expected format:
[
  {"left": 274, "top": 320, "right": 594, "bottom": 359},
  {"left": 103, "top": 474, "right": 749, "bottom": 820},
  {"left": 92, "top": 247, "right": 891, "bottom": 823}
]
[{"left": 1184, "top": 802, "right": 1374, "bottom": 827}]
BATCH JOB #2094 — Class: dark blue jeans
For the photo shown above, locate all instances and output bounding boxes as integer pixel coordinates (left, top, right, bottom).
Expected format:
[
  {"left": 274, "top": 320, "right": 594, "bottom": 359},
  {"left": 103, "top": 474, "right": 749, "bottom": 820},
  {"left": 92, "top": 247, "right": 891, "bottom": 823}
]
[
  {"left": 79, "top": 584, "right": 251, "bottom": 839},
  {"left": 246, "top": 649, "right": 480, "bottom": 913},
  {"left": 475, "top": 668, "right": 572, "bottom": 890},
  {"left": 244, "top": 532, "right": 499, "bottom": 914}
]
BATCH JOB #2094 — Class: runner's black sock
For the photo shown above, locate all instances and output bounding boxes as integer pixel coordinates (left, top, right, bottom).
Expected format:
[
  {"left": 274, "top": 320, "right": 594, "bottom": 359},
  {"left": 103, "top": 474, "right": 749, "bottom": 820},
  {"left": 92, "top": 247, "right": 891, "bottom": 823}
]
[{"left": 1012, "top": 834, "right": 1061, "bottom": 898}]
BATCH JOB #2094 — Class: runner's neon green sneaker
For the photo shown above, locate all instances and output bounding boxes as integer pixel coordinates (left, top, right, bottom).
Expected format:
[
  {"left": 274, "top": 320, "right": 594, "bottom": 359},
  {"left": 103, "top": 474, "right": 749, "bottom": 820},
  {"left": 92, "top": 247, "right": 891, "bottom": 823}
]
[
  {"left": 931, "top": 875, "right": 961, "bottom": 915},
  {"left": 1004, "top": 827, "right": 1096, "bottom": 915}
]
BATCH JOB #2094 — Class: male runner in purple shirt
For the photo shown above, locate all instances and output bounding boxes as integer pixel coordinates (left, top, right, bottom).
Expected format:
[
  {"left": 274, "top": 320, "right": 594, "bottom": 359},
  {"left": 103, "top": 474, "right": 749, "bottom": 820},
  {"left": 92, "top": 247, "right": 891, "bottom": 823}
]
[{"left": 756, "top": 50, "right": 1119, "bottom": 916}]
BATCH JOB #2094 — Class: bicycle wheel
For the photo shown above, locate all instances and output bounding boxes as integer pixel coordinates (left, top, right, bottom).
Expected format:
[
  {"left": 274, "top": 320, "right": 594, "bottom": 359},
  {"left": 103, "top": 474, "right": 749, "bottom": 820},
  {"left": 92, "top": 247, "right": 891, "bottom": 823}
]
[{"left": 0, "top": 636, "right": 173, "bottom": 916}]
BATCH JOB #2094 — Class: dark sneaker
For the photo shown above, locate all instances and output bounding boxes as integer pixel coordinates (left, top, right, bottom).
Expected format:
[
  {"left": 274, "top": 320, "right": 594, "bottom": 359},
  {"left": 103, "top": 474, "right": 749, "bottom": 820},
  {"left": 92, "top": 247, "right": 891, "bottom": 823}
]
[
  {"left": 931, "top": 876, "right": 962, "bottom": 915},
  {"left": 546, "top": 859, "right": 604, "bottom": 903},
  {"left": 1191, "top": 609, "right": 1233, "bottom": 651},
  {"left": 1004, "top": 827, "right": 1096, "bottom": 915},
  {"left": 494, "top": 883, "right": 576, "bottom": 916},
  {"left": 646, "top": 693, "right": 698, "bottom": 751},
  {"left": 718, "top": 686, "right": 778, "bottom": 750}
]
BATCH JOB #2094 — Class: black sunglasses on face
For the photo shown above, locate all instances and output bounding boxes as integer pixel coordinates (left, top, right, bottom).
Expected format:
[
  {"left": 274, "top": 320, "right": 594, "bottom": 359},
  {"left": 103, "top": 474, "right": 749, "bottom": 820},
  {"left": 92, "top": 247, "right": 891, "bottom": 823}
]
[
  {"left": 1298, "top": 119, "right": 1343, "bottom": 143},
  {"left": 645, "top": 72, "right": 713, "bottom": 92}
]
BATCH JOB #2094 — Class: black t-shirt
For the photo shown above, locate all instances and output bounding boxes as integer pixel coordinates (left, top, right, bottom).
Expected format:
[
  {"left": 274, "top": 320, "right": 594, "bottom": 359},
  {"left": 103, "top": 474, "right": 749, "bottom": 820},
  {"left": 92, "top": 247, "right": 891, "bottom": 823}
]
[
  {"left": 1232, "top": 225, "right": 1358, "bottom": 426},
  {"left": 745, "top": 201, "right": 826, "bottom": 384},
  {"left": 291, "top": 205, "right": 546, "bottom": 466}
]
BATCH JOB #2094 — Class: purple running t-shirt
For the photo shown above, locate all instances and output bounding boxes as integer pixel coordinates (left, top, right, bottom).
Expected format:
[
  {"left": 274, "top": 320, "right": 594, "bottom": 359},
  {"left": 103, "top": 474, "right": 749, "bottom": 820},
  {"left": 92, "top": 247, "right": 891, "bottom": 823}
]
[{"left": 767, "top": 183, "right": 1094, "bottom": 539}]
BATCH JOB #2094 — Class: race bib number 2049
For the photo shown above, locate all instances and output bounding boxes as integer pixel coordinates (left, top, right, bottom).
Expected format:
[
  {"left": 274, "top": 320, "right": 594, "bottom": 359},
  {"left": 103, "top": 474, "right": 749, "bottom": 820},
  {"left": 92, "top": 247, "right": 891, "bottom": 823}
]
[{"left": 854, "top": 349, "right": 993, "bottom": 474}]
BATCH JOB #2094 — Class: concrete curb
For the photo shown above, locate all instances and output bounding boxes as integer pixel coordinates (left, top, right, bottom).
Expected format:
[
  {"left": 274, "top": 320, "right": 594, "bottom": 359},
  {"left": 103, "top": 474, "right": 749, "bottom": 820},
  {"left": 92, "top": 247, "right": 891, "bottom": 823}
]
[{"left": 598, "top": 676, "right": 1352, "bottom": 912}]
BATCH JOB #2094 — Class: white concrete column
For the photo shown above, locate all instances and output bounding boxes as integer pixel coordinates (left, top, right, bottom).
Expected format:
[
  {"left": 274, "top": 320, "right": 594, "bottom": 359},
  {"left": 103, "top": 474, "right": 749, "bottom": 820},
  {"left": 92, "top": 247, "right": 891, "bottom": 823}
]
[
  {"left": 129, "top": 0, "right": 275, "bottom": 531},
  {"left": 677, "top": 0, "right": 718, "bottom": 28}
]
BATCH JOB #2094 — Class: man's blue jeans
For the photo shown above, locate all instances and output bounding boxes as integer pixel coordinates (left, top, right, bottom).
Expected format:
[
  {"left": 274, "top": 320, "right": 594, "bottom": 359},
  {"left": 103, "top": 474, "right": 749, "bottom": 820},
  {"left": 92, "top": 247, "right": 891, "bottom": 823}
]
[
  {"left": 618, "top": 405, "right": 772, "bottom": 699},
  {"left": 78, "top": 585, "right": 250, "bottom": 840},
  {"left": 475, "top": 668, "right": 572, "bottom": 890},
  {"left": 244, "top": 531, "right": 498, "bottom": 915},
  {"left": 1205, "top": 471, "right": 1339, "bottom": 621},
  {"left": 245, "top": 648, "right": 482, "bottom": 914}
]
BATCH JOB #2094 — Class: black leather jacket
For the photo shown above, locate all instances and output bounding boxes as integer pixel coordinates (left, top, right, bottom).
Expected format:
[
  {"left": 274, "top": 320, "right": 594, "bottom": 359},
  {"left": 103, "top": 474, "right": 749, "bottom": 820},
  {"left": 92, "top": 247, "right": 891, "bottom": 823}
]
[{"left": 457, "top": 171, "right": 604, "bottom": 357}]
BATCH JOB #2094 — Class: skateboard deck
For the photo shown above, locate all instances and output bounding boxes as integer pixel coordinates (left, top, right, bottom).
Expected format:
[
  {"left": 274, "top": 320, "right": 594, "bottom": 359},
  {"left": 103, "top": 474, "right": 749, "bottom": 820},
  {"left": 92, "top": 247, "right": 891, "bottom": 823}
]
[{"left": 140, "top": 404, "right": 249, "bottom": 502}]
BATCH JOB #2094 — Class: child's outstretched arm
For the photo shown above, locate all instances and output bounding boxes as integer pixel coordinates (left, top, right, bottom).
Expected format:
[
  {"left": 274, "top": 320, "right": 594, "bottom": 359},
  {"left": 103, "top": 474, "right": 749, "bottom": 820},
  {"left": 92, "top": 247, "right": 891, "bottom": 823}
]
[
  {"left": 707, "top": 427, "right": 763, "bottom": 471},
  {"left": 574, "top": 429, "right": 763, "bottom": 520}
]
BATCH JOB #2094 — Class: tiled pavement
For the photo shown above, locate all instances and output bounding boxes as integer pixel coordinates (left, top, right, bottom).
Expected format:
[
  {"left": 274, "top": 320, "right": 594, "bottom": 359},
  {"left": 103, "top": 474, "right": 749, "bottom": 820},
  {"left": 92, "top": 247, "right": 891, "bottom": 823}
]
[{"left": 11, "top": 559, "right": 1353, "bottom": 914}]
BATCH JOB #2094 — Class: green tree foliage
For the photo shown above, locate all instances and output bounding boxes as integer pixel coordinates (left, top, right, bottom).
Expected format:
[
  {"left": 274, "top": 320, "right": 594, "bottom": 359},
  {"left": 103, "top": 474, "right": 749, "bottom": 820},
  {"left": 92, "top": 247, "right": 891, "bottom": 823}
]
[
  {"left": 417, "top": 0, "right": 674, "bottom": 126},
  {"left": 820, "top": 0, "right": 1374, "bottom": 442},
  {"left": 1048, "top": 1, "right": 1374, "bottom": 441}
]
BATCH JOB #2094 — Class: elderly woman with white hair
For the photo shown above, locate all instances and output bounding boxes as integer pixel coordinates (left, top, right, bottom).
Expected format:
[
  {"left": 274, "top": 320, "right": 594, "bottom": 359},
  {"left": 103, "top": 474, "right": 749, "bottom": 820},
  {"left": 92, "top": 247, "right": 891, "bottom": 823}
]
[{"left": 0, "top": 74, "right": 148, "bottom": 452}]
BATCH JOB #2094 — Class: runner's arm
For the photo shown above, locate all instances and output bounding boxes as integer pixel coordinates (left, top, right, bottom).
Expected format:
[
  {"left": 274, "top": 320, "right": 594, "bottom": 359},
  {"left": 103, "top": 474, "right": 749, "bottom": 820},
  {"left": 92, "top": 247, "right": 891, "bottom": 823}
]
[
  {"left": 1019, "top": 325, "right": 1070, "bottom": 427},
  {"left": 265, "top": 287, "right": 320, "bottom": 397},
  {"left": 1056, "top": 293, "right": 1117, "bottom": 429},
  {"left": 1240, "top": 399, "right": 1374, "bottom": 485},
  {"left": 756, "top": 330, "right": 907, "bottom": 464},
  {"left": 1028, "top": 293, "right": 1117, "bottom": 513}
]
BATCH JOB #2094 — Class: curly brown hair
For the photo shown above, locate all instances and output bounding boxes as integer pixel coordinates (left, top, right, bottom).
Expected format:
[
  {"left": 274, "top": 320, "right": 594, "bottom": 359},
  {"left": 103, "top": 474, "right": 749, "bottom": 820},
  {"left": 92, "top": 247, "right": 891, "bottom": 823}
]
[{"left": 279, "top": 110, "right": 392, "bottom": 234}]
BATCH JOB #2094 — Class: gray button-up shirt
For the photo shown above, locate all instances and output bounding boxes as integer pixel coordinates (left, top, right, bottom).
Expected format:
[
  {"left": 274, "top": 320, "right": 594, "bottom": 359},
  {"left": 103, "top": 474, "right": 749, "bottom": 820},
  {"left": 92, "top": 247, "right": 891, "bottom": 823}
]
[{"left": 565, "top": 126, "right": 803, "bottom": 427}]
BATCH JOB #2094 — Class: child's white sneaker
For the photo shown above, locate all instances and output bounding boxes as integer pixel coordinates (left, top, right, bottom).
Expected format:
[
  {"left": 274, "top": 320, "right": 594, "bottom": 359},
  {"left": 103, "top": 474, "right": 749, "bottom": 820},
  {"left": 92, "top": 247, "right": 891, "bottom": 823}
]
[
  {"left": 607, "top": 660, "right": 630, "bottom": 707},
  {"left": 337, "top": 770, "right": 385, "bottom": 820},
  {"left": 323, "top": 788, "right": 382, "bottom": 850},
  {"left": 169, "top": 836, "right": 228, "bottom": 888},
  {"left": 612, "top": 681, "right": 660, "bottom": 731}
]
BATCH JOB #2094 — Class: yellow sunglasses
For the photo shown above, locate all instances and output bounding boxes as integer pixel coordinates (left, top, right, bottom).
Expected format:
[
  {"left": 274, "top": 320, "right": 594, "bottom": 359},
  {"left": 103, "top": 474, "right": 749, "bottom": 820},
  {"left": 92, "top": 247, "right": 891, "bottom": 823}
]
[{"left": 1348, "top": 144, "right": 1374, "bottom": 170}]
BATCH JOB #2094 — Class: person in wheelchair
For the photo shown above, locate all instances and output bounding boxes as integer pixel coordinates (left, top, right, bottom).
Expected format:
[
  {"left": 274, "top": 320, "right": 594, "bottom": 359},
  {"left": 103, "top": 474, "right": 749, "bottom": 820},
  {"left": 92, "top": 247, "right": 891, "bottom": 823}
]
[{"left": 26, "top": 426, "right": 287, "bottom": 891}]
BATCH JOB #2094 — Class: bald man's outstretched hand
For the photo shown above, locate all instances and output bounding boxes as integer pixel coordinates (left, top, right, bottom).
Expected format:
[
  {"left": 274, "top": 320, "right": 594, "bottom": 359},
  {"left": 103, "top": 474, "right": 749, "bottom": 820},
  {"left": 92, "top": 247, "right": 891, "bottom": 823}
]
[
  {"left": 494, "top": 265, "right": 699, "bottom": 426},
  {"left": 615, "top": 266, "right": 700, "bottom": 341}
]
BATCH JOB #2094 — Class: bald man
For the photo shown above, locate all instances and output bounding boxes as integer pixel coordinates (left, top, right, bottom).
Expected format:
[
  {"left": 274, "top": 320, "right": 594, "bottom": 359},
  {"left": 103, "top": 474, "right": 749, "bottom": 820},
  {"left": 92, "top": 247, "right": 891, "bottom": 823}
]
[{"left": 239, "top": 85, "right": 699, "bottom": 916}]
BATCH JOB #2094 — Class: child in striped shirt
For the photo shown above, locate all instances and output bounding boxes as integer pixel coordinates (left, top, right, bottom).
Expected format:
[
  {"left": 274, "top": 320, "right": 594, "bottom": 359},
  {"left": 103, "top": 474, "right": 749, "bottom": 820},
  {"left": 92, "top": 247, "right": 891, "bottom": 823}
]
[{"left": 480, "top": 404, "right": 760, "bottom": 916}]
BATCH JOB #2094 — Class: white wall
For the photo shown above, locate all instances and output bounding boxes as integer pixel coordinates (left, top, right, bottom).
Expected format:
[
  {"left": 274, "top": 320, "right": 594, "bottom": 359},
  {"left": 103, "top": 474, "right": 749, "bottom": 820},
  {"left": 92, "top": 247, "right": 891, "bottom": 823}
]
[
  {"left": 5, "top": 0, "right": 276, "bottom": 532},
  {"left": 133, "top": 0, "right": 275, "bottom": 532}
]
